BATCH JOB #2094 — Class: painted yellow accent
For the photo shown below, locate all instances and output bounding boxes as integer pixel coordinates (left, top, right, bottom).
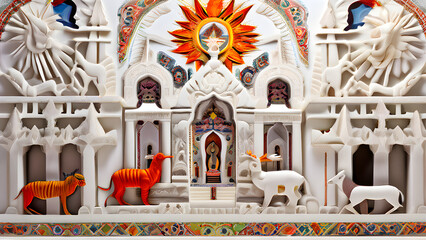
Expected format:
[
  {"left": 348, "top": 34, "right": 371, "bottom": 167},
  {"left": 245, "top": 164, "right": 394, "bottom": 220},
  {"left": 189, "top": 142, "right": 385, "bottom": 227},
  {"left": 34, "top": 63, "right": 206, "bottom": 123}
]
[
  {"left": 210, "top": 112, "right": 217, "bottom": 120},
  {"left": 194, "top": 18, "right": 234, "bottom": 55},
  {"left": 294, "top": 186, "right": 299, "bottom": 193},
  {"left": 278, "top": 185, "right": 285, "bottom": 193}
]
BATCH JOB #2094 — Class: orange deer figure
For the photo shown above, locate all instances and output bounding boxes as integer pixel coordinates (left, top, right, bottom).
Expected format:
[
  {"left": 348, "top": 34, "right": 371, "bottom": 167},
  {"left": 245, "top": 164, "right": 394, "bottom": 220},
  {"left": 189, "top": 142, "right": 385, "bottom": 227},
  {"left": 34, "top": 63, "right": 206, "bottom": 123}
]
[
  {"left": 98, "top": 153, "right": 173, "bottom": 206},
  {"left": 15, "top": 170, "right": 86, "bottom": 215}
]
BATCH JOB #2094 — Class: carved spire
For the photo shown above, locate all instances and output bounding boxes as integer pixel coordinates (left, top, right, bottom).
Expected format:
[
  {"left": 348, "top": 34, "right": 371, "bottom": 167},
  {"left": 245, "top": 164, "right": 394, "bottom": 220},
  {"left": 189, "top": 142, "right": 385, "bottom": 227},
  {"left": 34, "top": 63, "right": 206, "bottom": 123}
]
[
  {"left": 373, "top": 100, "right": 390, "bottom": 130},
  {"left": 90, "top": 0, "right": 108, "bottom": 26},
  {"left": 330, "top": 105, "right": 353, "bottom": 142},
  {"left": 3, "top": 108, "right": 22, "bottom": 140}
]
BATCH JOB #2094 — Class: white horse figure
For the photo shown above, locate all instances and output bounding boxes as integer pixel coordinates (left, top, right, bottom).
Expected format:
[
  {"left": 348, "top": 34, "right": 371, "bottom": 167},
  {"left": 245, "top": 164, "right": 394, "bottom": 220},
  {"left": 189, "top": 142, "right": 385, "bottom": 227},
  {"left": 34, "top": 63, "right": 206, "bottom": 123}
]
[{"left": 328, "top": 170, "right": 404, "bottom": 214}]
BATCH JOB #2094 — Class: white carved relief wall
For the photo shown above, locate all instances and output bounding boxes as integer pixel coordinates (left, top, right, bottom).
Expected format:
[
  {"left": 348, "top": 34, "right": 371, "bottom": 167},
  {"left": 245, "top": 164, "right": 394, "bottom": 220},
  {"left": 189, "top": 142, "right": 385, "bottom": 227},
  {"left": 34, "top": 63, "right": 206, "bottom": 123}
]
[
  {"left": 312, "top": 0, "right": 426, "bottom": 97},
  {"left": 0, "top": 0, "right": 425, "bottom": 221},
  {"left": 0, "top": 0, "right": 116, "bottom": 97}
]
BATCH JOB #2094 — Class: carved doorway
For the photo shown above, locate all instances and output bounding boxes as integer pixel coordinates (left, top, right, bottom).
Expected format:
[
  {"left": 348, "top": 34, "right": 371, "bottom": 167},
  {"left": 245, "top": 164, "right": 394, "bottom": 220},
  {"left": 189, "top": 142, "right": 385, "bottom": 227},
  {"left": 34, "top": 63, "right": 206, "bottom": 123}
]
[
  {"left": 137, "top": 121, "right": 160, "bottom": 169},
  {"left": 60, "top": 144, "right": 82, "bottom": 215},
  {"left": 191, "top": 98, "right": 235, "bottom": 186},
  {"left": 25, "top": 145, "right": 46, "bottom": 214}
]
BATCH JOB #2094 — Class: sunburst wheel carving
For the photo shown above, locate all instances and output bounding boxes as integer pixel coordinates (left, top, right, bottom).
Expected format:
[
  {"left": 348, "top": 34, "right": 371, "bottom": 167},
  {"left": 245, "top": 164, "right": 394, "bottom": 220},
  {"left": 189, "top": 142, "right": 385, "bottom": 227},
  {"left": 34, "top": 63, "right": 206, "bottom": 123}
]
[
  {"left": 2, "top": 2, "right": 74, "bottom": 84},
  {"left": 169, "top": 0, "right": 259, "bottom": 71}
]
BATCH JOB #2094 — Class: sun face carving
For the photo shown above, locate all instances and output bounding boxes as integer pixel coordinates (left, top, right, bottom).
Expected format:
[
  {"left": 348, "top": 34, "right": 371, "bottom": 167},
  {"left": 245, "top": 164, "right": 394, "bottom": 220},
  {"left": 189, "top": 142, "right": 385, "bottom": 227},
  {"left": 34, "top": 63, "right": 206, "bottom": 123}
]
[
  {"left": 2, "top": 2, "right": 74, "bottom": 83},
  {"left": 363, "top": 5, "right": 424, "bottom": 79},
  {"left": 169, "top": 0, "right": 259, "bottom": 71}
]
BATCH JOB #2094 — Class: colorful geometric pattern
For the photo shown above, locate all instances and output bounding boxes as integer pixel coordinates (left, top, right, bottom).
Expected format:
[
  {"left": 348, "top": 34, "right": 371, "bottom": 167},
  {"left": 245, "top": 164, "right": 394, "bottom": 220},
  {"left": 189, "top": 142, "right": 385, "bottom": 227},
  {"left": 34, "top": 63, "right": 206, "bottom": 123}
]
[
  {"left": 263, "top": 0, "right": 309, "bottom": 65},
  {"left": 0, "top": 0, "right": 425, "bottom": 53},
  {"left": 118, "top": 0, "right": 166, "bottom": 63},
  {"left": 1, "top": 222, "right": 426, "bottom": 236},
  {"left": 157, "top": 51, "right": 190, "bottom": 88},
  {"left": 395, "top": 0, "right": 426, "bottom": 35},
  {"left": 238, "top": 52, "right": 269, "bottom": 88},
  {"left": 0, "top": 0, "right": 31, "bottom": 39}
]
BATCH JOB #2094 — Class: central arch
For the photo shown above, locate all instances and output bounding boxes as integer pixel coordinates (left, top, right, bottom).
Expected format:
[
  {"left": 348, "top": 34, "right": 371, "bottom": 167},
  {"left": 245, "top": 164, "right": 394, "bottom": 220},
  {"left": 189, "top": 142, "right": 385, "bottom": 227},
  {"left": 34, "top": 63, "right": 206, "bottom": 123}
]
[{"left": 190, "top": 97, "right": 236, "bottom": 185}]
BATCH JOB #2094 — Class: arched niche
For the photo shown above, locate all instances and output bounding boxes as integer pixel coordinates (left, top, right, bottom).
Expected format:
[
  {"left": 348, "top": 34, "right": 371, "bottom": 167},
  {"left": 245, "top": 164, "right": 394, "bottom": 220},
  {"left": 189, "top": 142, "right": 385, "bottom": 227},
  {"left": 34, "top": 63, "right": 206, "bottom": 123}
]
[
  {"left": 123, "top": 63, "right": 174, "bottom": 108},
  {"left": 254, "top": 65, "right": 304, "bottom": 109},
  {"left": 60, "top": 144, "right": 82, "bottom": 215},
  {"left": 190, "top": 97, "right": 236, "bottom": 185},
  {"left": 266, "top": 123, "right": 289, "bottom": 170},
  {"left": 25, "top": 145, "right": 46, "bottom": 215},
  {"left": 137, "top": 121, "right": 159, "bottom": 169},
  {"left": 389, "top": 144, "right": 407, "bottom": 213},
  {"left": 352, "top": 144, "right": 374, "bottom": 212},
  {"left": 200, "top": 131, "right": 227, "bottom": 184},
  {"left": 267, "top": 80, "right": 291, "bottom": 108},
  {"left": 353, "top": 145, "right": 374, "bottom": 186},
  {"left": 136, "top": 78, "right": 161, "bottom": 108}
]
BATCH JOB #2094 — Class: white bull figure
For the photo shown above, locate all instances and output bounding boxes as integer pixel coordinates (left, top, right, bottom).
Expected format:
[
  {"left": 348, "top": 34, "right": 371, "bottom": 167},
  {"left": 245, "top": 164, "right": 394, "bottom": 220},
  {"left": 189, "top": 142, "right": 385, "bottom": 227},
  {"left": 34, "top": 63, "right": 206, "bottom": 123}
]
[{"left": 328, "top": 170, "right": 404, "bottom": 214}]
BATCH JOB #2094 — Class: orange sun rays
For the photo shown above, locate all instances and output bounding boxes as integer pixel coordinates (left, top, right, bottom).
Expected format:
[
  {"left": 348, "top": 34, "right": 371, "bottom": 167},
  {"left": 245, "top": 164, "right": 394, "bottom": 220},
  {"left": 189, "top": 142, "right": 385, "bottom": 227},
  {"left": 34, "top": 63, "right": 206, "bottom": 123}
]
[{"left": 169, "top": 0, "right": 259, "bottom": 71}]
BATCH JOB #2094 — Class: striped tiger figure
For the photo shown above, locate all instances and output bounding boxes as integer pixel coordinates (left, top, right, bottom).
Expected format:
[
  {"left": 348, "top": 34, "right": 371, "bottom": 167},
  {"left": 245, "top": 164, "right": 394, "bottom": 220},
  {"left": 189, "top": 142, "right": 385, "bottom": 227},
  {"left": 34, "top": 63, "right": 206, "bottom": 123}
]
[
  {"left": 98, "top": 153, "right": 172, "bottom": 206},
  {"left": 15, "top": 171, "right": 86, "bottom": 215}
]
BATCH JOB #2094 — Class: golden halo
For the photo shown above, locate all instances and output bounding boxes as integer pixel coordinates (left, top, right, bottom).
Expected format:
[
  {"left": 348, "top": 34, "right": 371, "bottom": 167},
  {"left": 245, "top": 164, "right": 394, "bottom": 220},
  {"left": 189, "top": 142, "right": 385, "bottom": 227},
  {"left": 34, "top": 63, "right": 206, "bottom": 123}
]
[{"left": 194, "top": 18, "right": 234, "bottom": 55}]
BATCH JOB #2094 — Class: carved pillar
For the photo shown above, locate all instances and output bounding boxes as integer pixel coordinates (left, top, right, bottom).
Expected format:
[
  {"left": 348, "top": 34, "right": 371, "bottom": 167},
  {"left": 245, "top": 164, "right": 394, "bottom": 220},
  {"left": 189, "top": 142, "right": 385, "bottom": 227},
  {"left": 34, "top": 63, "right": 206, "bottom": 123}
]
[
  {"left": 406, "top": 143, "right": 424, "bottom": 213},
  {"left": 45, "top": 145, "right": 61, "bottom": 214},
  {"left": 292, "top": 122, "right": 302, "bottom": 174},
  {"left": 81, "top": 145, "right": 96, "bottom": 213},
  {"left": 7, "top": 143, "right": 25, "bottom": 214},
  {"left": 125, "top": 120, "right": 135, "bottom": 168},
  {"left": 371, "top": 144, "right": 391, "bottom": 213},
  {"left": 337, "top": 145, "right": 354, "bottom": 209},
  {"left": 161, "top": 120, "right": 171, "bottom": 183},
  {"left": 254, "top": 122, "right": 264, "bottom": 158}
]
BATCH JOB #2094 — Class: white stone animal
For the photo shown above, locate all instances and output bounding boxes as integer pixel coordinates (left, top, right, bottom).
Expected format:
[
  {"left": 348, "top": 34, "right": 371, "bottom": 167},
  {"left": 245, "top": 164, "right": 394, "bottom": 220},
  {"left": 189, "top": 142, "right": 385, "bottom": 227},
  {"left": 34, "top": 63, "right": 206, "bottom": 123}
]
[
  {"left": 328, "top": 170, "right": 404, "bottom": 214},
  {"left": 248, "top": 155, "right": 312, "bottom": 211}
]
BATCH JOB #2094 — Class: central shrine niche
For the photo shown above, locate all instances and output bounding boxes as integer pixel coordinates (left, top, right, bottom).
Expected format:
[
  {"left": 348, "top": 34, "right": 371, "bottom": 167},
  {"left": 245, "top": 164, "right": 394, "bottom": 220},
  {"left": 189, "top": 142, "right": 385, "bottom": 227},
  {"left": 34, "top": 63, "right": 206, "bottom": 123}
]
[{"left": 191, "top": 98, "right": 235, "bottom": 186}]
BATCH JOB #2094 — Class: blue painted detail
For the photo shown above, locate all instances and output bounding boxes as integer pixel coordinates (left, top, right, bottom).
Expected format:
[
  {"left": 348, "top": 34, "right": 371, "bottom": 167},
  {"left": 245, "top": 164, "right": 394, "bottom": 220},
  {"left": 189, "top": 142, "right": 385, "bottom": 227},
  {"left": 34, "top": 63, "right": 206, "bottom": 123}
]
[
  {"left": 188, "top": 68, "right": 193, "bottom": 80},
  {"left": 53, "top": 1, "right": 79, "bottom": 29},
  {"left": 172, "top": 65, "right": 187, "bottom": 88},
  {"left": 253, "top": 52, "right": 269, "bottom": 72},
  {"left": 157, "top": 51, "right": 176, "bottom": 72},
  {"left": 239, "top": 66, "right": 256, "bottom": 88},
  {"left": 344, "top": 3, "right": 373, "bottom": 31}
]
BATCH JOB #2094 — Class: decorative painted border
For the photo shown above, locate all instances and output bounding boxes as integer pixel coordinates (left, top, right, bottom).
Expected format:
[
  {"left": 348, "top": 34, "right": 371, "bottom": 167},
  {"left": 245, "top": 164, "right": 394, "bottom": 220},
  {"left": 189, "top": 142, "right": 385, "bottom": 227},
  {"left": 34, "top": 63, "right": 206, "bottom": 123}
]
[
  {"left": 395, "top": 0, "right": 426, "bottom": 34},
  {"left": 0, "top": 0, "right": 425, "bottom": 45},
  {"left": 117, "top": 0, "right": 167, "bottom": 63},
  {"left": 263, "top": 0, "right": 309, "bottom": 65},
  {"left": 0, "top": 0, "right": 30, "bottom": 39},
  {"left": 1, "top": 222, "right": 426, "bottom": 236}
]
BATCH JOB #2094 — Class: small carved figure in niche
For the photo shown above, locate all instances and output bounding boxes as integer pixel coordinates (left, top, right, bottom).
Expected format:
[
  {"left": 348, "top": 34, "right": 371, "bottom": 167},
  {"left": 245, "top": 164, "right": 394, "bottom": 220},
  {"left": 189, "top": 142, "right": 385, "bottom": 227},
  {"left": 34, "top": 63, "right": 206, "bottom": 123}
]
[
  {"left": 137, "top": 79, "right": 161, "bottom": 108},
  {"left": 52, "top": 0, "right": 79, "bottom": 29},
  {"left": 98, "top": 153, "right": 173, "bottom": 206},
  {"left": 194, "top": 162, "right": 199, "bottom": 178},
  {"left": 268, "top": 80, "right": 291, "bottom": 108},
  {"left": 15, "top": 169, "right": 86, "bottom": 215},
  {"left": 146, "top": 145, "right": 153, "bottom": 168},
  {"left": 328, "top": 170, "right": 404, "bottom": 214},
  {"left": 207, "top": 141, "right": 220, "bottom": 170},
  {"left": 205, "top": 133, "right": 222, "bottom": 183}
]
